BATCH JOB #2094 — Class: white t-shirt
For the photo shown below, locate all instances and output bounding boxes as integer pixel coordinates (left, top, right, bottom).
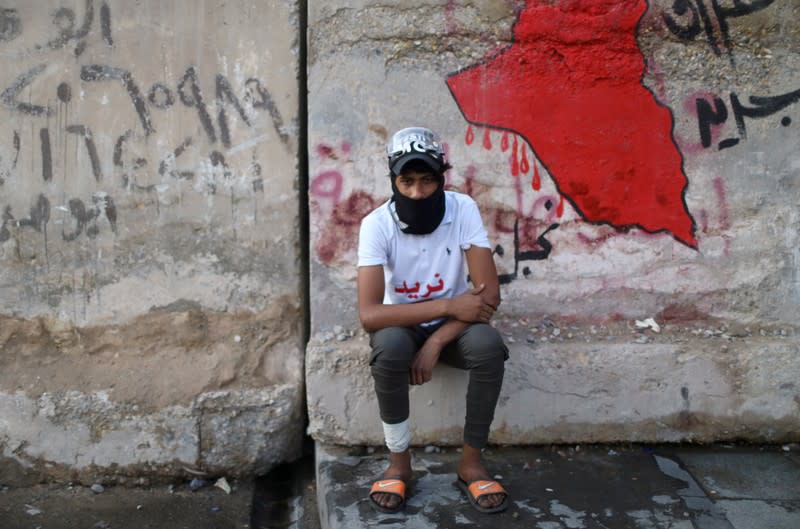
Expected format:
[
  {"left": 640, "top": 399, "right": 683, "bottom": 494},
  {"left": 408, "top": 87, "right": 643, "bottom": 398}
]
[{"left": 358, "top": 191, "right": 491, "bottom": 325}]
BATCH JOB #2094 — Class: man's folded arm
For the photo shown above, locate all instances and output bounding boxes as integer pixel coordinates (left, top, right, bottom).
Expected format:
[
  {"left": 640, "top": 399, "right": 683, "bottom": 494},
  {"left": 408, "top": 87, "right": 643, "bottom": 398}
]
[
  {"left": 357, "top": 265, "right": 451, "bottom": 333},
  {"left": 464, "top": 246, "right": 501, "bottom": 310}
]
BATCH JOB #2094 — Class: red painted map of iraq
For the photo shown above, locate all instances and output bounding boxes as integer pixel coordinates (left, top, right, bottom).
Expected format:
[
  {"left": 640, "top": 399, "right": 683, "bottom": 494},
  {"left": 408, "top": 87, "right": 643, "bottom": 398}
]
[{"left": 447, "top": 0, "right": 697, "bottom": 248}]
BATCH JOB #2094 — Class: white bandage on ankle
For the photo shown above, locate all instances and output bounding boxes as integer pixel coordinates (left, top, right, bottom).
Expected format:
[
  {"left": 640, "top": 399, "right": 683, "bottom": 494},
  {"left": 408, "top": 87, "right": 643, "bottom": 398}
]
[{"left": 382, "top": 419, "right": 410, "bottom": 453}]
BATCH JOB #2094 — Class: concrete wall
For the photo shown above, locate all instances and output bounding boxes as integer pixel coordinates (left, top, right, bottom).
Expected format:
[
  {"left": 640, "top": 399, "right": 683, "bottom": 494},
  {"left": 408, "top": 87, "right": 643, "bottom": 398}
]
[
  {"left": 307, "top": 1, "right": 800, "bottom": 445},
  {"left": 0, "top": 0, "right": 303, "bottom": 483},
  {"left": 1, "top": 0, "right": 798, "bottom": 482}
]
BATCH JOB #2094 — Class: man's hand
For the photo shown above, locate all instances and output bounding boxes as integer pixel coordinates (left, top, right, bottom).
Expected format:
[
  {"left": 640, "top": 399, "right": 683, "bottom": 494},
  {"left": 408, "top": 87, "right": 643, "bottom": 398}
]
[
  {"left": 447, "top": 284, "right": 496, "bottom": 323},
  {"left": 410, "top": 338, "right": 443, "bottom": 386}
]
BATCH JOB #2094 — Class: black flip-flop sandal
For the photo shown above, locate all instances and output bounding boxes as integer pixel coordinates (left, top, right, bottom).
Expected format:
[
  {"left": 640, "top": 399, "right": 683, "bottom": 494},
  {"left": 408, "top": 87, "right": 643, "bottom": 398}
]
[
  {"left": 369, "top": 478, "right": 407, "bottom": 513},
  {"left": 455, "top": 477, "right": 509, "bottom": 514}
]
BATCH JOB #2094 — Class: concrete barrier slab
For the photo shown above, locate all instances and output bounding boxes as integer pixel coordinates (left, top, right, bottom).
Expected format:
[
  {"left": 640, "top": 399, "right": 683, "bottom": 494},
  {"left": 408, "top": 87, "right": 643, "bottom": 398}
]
[{"left": 307, "top": 321, "right": 800, "bottom": 446}]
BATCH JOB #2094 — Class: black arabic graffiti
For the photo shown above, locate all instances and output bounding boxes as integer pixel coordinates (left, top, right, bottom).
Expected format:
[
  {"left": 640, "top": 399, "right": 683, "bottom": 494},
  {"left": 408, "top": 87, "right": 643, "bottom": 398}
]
[
  {"left": 0, "top": 194, "right": 50, "bottom": 243},
  {"left": 0, "top": 64, "right": 287, "bottom": 190},
  {"left": 81, "top": 65, "right": 154, "bottom": 135},
  {"left": 662, "top": 0, "right": 775, "bottom": 62},
  {"left": 697, "top": 87, "right": 799, "bottom": 150},
  {"left": 66, "top": 125, "right": 103, "bottom": 181},
  {"left": 45, "top": 0, "right": 112, "bottom": 56},
  {"left": 77, "top": 65, "right": 285, "bottom": 149},
  {"left": 0, "top": 1, "right": 112, "bottom": 51},
  {"left": 0, "top": 2, "right": 283, "bottom": 246},
  {"left": 0, "top": 8, "right": 22, "bottom": 42},
  {"left": 61, "top": 193, "right": 117, "bottom": 241},
  {"left": 0, "top": 130, "right": 20, "bottom": 185},
  {"left": 1, "top": 64, "right": 54, "bottom": 116},
  {"left": 0, "top": 0, "right": 285, "bottom": 147},
  {"left": 0, "top": 192, "right": 116, "bottom": 244},
  {"left": 494, "top": 220, "right": 559, "bottom": 285}
]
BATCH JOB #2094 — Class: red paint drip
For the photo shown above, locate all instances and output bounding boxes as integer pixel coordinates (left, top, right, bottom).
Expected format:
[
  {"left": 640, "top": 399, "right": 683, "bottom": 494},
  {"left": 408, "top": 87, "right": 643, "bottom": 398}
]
[
  {"left": 532, "top": 160, "right": 541, "bottom": 191},
  {"left": 482, "top": 128, "right": 492, "bottom": 150},
  {"left": 464, "top": 164, "right": 477, "bottom": 196},
  {"left": 520, "top": 143, "right": 530, "bottom": 173},
  {"left": 556, "top": 195, "right": 564, "bottom": 218},
  {"left": 465, "top": 125, "right": 475, "bottom": 145},
  {"left": 510, "top": 135, "right": 519, "bottom": 177},
  {"left": 501, "top": 131, "right": 510, "bottom": 152},
  {"left": 712, "top": 176, "right": 730, "bottom": 229}
]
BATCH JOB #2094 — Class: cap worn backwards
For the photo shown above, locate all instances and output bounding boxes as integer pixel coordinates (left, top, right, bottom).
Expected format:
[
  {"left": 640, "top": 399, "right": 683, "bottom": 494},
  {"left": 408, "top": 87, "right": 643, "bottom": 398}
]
[{"left": 387, "top": 127, "right": 447, "bottom": 176}]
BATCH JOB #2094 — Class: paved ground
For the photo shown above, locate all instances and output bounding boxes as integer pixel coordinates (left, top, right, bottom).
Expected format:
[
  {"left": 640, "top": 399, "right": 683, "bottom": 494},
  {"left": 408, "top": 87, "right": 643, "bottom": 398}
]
[
  {"left": 316, "top": 443, "right": 800, "bottom": 529},
  {"left": 0, "top": 452, "right": 321, "bottom": 529},
  {"left": 2, "top": 443, "right": 798, "bottom": 529},
  {"left": 1, "top": 480, "right": 254, "bottom": 529}
]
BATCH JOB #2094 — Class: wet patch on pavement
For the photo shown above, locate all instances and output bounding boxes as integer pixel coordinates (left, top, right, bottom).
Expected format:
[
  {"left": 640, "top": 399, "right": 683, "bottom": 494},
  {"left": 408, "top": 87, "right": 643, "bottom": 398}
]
[{"left": 317, "top": 444, "right": 707, "bottom": 529}]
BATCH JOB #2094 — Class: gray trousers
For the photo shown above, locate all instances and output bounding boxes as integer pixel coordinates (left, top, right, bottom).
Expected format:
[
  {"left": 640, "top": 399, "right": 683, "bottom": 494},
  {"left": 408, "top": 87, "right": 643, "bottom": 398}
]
[{"left": 369, "top": 322, "right": 508, "bottom": 449}]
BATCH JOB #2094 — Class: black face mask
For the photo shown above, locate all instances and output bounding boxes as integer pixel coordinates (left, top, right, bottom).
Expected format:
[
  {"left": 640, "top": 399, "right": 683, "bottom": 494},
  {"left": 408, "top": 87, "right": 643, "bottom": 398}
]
[{"left": 390, "top": 177, "right": 446, "bottom": 235}]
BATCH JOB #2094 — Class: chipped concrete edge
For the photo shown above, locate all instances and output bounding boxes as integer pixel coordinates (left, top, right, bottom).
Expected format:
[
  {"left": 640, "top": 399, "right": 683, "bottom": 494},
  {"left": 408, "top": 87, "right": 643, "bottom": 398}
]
[
  {"left": 306, "top": 334, "right": 800, "bottom": 446},
  {"left": 0, "top": 384, "right": 305, "bottom": 485}
]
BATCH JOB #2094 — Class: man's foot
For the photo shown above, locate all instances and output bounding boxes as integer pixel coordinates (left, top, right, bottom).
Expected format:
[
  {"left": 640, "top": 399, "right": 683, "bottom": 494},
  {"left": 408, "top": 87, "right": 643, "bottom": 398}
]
[
  {"left": 456, "top": 444, "right": 508, "bottom": 513},
  {"left": 455, "top": 477, "right": 508, "bottom": 513},
  {"left": 369, "top": 449, "right": 413, "bottom": 513}
]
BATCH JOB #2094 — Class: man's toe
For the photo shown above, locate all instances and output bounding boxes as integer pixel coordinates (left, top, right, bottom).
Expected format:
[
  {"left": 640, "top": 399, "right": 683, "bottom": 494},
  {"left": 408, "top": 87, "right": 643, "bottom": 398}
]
[
  {"left": 478, "top": 492, "right": 502, "bottom": 508},
  {"left": 378, "top": 492, "right": 399, "bottom": 509}
]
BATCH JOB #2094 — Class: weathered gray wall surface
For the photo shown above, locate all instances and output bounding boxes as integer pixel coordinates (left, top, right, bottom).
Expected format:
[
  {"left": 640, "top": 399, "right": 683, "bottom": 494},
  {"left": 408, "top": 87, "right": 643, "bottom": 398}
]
[
  {"left": 0, "top": 0, "right": 303, "bottom": 482},
  {"left": 307, "top": 1, "right": 800, "bottom": 445},
  {"left": 2, "top": 0, "right": 798, "bottom": 483}
]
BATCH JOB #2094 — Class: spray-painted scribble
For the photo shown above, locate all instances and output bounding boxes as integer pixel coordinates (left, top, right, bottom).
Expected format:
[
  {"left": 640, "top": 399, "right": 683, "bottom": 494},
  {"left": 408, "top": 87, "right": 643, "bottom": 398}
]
[
  {"left": 0, "top": 194, "right": 50, "bottom": 243},
  {"left": 0, "top": 192, "right": 117, "bottom": 244},
  {"left": 3, "top": 64, "right": 284, "bottom": 184},
  {"left": 245, "top": 78, "right": 290, "bottom": 145},
  {"left": 310, "top": 143, "right": 376, "bottom": 265},
  {"left": 39, "top": 128, "right": 52, "bottom": 182},
  {"left": 697, "top": 88, "right": 799, "bottom": 150},
  {"left": 43, "top": 0, "right": 113, "bottom": 56},
  {"left": 310, "top": 138, "right": 564, "bottom": 285},
  {"left": 1, "top": 64, "right": 54, "bottom": 117},
  {"left": 66, "top": 125, "right": 103, "bottom": 181},
  {"left": 0, "top": 8, "right": 22, "bottom": 42},
  {"left": 661, "top": 0, "right": 774, "bottom": 63},
  {"left": 61, "top": 193, "right": 117, "bottom": 241},
  {"left": 0, "top": 2, "right": 289, "bottom": 254},
  {"left": 81, "top": 65, "right": 154, "bottom": 135},
  {"left": 0, "top": 130, "right": 21, "bottom": 186},
  {"left": 178, "top": 66, "right": 217, "bottom": 143}
]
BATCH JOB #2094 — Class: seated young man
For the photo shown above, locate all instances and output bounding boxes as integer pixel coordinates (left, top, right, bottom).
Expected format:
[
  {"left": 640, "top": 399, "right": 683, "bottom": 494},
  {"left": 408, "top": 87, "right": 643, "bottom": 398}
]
[{"left": 357, "top": 126, "right": 509, "bottom": 514}]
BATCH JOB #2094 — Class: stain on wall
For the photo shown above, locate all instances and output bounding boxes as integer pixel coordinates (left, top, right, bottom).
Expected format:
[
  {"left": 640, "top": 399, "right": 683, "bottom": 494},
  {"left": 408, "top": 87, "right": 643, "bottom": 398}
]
[{"left": 0, "top": 1, "right": 304, "bottom": 478}]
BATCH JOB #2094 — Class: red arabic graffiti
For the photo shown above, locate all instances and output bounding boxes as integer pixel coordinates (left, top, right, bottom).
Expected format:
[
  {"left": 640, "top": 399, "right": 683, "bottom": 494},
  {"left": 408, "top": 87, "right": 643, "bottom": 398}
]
[
  {"left": 310, "top": 142, "right": 376, "bottom": 265},
  {"left": 447, "top": 0, "right": 697, "bottom": 248},
  {"left": 311, "top": 142, "right": 567, "bottom": 271},
  {"left": 394, "top": 273, "right": 445, "bottom": 300}
]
